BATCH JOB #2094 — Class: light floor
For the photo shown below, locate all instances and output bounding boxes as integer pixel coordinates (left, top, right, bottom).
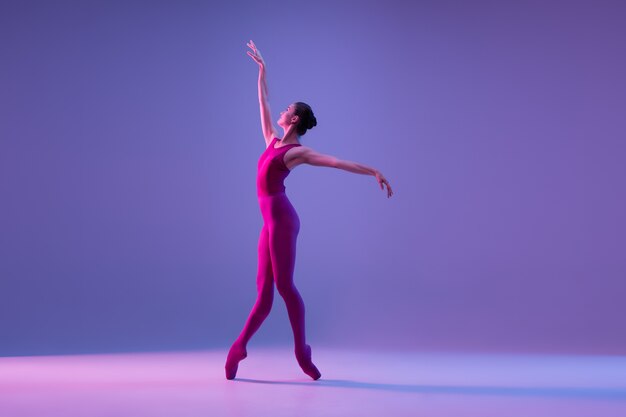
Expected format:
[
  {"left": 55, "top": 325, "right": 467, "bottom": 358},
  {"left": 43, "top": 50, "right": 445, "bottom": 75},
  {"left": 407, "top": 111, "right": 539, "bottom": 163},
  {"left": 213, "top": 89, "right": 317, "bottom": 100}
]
[{"left": 1, "top": 347, "right": 625, "bottom": 417}]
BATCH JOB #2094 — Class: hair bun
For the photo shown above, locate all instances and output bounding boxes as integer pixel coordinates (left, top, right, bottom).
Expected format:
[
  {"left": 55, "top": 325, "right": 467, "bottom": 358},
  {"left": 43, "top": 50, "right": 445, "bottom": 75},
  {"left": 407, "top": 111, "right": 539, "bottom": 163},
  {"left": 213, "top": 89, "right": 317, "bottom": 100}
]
[{"left": 294, "top": 101, "right": 316, "bottom": 136}]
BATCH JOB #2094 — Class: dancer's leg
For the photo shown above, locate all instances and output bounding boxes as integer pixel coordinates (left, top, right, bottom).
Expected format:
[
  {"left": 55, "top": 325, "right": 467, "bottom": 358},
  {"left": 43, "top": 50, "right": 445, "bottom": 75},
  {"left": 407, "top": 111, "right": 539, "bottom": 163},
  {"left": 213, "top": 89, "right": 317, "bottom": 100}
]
[
  {"left": 225, "top": 225, "right": 274, "bottom": 380},
  {"left": 235, "top": 225, "right": 275, "bottom": 347},
  {"left": 269, "top": 210, "right": 321, "bottom": 380},
  {"left": 270, "top": 222, "right": 306, "bottom": 351}
]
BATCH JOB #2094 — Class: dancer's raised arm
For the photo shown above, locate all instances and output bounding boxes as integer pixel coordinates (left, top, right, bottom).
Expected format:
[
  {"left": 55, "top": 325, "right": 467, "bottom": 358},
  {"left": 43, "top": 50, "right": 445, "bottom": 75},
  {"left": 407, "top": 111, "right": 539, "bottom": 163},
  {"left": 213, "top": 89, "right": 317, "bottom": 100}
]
[
  {"left": 297, "top": 148, "right": 394, "bottom": 198},
  {"left": 247, "top": 40, "right": 279, "bottom": 146}
]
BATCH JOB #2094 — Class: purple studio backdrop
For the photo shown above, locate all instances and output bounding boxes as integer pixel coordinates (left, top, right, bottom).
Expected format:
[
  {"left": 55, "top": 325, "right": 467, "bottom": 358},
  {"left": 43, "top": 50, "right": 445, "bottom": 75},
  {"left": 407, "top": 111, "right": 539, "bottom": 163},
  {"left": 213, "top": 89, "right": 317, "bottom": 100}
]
[{"left": 1, "top": 0, "right": 625, "bottom": 357}]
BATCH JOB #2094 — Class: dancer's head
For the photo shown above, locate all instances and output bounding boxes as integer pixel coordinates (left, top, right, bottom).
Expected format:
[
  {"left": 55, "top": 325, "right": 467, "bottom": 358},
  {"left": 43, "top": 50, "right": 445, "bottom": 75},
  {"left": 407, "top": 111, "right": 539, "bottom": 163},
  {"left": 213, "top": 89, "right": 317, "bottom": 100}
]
[{"left": 278, "top": 102, "right": 317, "bottom": 136}]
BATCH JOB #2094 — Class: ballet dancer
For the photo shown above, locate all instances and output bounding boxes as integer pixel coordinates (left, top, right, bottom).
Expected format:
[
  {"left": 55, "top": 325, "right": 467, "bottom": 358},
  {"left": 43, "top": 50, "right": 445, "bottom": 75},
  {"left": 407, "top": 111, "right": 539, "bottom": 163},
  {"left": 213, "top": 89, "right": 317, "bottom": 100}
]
[{"left": 225, "top": 40, "right": 393, "bottom": 381}]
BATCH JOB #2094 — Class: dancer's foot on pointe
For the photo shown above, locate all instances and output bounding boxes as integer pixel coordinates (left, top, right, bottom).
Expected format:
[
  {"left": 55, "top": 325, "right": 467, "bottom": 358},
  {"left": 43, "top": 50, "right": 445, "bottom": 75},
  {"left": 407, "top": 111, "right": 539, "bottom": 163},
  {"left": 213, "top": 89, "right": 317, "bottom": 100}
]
[
  {"left": 225, "top": 341, "right": 247, "bottom": 380},
  {"left": 295, "top": 344, "right": 321, "bottom": 380}
]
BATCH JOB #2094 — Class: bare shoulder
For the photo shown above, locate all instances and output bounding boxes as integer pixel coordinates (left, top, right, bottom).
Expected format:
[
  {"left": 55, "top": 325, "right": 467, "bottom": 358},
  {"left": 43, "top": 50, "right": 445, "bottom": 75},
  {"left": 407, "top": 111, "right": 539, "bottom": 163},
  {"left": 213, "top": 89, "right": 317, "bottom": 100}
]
[
  {"left": 294, "top": 144, "right": 313, "bottom": 154},
  {"left": 284, "top": 145, "right": 338, "bottom": 170},
  {"left": 285, "top": 144, "right": 316, "bottom": 159},
  {"left": 283, "top": 145, "right": 310, "bottom": 170}
]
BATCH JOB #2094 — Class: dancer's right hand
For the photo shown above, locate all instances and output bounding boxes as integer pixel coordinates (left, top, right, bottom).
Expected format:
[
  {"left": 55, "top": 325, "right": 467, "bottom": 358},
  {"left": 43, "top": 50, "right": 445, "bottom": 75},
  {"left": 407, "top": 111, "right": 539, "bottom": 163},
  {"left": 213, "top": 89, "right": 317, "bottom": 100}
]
[{"left": 246, "top": 40, "right": 266, "bottom": 69}]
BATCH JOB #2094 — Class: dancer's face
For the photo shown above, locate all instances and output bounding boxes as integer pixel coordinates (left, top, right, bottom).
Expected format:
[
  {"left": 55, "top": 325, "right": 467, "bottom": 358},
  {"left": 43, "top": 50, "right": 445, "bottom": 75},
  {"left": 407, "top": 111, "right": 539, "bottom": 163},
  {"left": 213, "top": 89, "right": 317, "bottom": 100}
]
[{"left": 278, "top": 104, "right": 298, "bottom": 127}]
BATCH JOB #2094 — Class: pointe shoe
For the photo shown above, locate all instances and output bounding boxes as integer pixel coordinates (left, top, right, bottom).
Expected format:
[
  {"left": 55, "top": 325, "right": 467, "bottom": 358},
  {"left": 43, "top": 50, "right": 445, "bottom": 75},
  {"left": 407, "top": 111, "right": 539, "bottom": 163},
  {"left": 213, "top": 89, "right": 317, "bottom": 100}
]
[
  {"left": 295, "top": 344, "right": 322, "bottom": 380},
  {"left": 225, "top": 342, "right": 247, "bottom": 380}
]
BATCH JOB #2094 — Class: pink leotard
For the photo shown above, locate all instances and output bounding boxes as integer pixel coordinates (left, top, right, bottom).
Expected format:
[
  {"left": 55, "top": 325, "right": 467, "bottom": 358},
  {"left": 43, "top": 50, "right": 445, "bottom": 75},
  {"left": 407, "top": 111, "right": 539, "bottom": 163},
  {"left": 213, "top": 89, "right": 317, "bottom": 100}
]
[
  {"left": 225, "top": 136, "right": 321, "bottom": 380},
  {"left": 257, "top": 137, "right": 302, "bottom": 197},
  {"left": 247, "top": 137, "right": 308, "bottom": 349}
]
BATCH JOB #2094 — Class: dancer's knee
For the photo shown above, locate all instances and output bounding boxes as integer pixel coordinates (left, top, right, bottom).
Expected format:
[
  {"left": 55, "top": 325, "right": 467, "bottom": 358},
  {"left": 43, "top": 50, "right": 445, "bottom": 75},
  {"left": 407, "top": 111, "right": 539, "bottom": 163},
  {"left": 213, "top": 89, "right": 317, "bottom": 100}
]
[{"left": 275, "top": 281, "right": 297, "bottom": 298}]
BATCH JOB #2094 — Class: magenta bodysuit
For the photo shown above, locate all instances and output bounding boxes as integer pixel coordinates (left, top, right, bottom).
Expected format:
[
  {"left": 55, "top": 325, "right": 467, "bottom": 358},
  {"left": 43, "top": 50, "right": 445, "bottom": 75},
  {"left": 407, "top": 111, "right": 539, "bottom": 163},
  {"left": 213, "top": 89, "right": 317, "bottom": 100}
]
[
  {"left": 257, "top": 137, "right": 302, "bottom": 198},
  {"left": 225, "top": 136, "right": 321, "bottom": 380},
  {"left": 254, "top": 137, "right": 306, "bottom": 347}
]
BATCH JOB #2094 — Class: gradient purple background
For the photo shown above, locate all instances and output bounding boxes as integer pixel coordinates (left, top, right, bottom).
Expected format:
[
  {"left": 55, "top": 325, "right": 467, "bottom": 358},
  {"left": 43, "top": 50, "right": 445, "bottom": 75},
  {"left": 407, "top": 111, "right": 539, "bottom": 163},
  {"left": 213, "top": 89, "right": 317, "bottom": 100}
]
[{"left": 1, "top": 0, "right": 625, "bottom": 357}]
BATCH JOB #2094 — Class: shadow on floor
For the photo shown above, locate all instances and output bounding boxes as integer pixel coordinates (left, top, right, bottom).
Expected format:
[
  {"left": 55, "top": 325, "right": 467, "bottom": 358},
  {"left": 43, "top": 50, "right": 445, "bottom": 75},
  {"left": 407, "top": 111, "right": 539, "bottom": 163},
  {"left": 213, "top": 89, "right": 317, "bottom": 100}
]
[{"left": 235, "top": 378, "right": 626, "bottom": 401}]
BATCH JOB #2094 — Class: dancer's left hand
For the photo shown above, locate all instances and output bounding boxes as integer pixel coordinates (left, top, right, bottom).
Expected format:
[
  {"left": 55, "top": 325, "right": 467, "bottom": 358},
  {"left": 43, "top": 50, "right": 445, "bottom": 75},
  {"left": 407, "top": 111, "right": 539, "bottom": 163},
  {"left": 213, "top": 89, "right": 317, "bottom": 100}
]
[{"left": 375, "top": 171, "right": 393, "bottom": 198}]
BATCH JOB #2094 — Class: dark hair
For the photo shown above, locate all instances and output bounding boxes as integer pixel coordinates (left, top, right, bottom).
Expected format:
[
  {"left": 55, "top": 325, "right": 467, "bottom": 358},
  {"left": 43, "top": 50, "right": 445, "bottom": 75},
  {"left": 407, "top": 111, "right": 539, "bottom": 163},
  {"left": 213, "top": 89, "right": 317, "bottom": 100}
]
[{"left": 293, "top": 102, "right": 317, "bottom": 136}]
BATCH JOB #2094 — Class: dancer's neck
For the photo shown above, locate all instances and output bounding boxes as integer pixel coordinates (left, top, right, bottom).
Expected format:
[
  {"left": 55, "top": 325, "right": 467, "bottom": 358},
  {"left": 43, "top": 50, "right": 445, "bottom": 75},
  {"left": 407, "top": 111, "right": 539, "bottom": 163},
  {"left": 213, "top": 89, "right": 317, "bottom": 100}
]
[{"left": 279, "top": 127, "right": 300, "bottom": 145}]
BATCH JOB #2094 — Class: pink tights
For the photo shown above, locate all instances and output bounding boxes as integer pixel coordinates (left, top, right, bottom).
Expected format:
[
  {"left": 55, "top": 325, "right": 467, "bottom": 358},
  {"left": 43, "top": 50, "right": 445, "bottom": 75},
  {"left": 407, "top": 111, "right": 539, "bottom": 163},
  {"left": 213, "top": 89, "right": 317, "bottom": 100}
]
[{"left": 225, "top": 193, "right": 320, "bottom": 380}]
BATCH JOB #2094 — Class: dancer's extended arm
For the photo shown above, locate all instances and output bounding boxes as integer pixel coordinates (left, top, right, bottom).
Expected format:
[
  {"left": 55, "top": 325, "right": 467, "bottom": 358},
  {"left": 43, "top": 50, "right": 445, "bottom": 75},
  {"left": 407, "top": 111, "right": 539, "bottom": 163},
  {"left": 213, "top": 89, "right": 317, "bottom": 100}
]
[
  {"left": 300, "top": 148, "right": 394, "bottom": 198},
  {"left": 247, "top": 40, "right": 278, "bottom": 145}
]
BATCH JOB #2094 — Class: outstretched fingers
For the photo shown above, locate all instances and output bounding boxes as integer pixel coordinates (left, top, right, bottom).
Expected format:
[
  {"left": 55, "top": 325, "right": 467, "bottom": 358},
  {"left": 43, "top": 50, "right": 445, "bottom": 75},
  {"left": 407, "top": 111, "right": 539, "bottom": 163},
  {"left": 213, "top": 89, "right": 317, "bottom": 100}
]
[
  {"left": 246, "top": 40, "right": 265, "bottom": 67},
  {"left": 247, "top": 40, "right": 259, "bottom": 54},
  {"left": 246, "top": 50, "right": 261, "bottom": 65},
  {"left": 379, "top": 177, "right": 393, "bottom": 198}
]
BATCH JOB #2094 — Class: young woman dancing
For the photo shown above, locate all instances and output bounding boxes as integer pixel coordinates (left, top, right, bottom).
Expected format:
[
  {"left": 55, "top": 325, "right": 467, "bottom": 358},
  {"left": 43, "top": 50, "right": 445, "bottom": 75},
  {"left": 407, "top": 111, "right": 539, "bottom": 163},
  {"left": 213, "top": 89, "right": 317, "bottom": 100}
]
[{"left": 225, "top": 40, "right": 394, "bottom": 381}]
